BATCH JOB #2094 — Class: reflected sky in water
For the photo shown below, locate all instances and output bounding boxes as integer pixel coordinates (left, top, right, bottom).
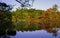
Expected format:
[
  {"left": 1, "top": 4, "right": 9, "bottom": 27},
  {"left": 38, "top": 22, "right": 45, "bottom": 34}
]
[{"left": 10, "top": 30, "right": 60, "bottom": 38}]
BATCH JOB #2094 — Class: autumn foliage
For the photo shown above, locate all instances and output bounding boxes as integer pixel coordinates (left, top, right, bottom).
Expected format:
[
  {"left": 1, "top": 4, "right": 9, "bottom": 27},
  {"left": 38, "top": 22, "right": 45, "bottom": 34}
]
[{"left": 11, "top": 5, "right": 60, "bottom": 27}]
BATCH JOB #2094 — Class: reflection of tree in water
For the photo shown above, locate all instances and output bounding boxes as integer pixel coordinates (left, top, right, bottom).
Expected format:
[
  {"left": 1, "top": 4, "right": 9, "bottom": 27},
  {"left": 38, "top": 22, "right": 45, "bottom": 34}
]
[
  {"left": 51, "top": 28, "right": 60, "bottom": 37},
  {"left": 0, "top": 30, "right": 16, "bottom": 38},
  {"left": 15, "top": 22, "right": 59, "bottom": 37},
  {"left": 45, "top": 27, "right": 58, "bottom": 37},
  {"left": 52, "top": 29, "right": 57, "bottom": 37}
]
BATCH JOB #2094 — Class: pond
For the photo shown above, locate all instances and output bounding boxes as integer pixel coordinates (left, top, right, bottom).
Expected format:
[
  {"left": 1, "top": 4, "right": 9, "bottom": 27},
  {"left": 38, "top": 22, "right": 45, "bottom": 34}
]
[
  {"left": 10, "top": 30, "right": 60, "bottom": 38},
  {"left": 0, "top": 30, "right": 60, "bottom": 38},
  {"left": 0, "top": 23, "right": 60, "bottom": 38}
]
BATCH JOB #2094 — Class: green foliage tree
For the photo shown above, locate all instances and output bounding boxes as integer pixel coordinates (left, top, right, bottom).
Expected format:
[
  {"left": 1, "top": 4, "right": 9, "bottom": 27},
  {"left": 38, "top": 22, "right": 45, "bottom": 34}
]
[{"left": 0, "top": 2, "right": 14, "bottom": 31}]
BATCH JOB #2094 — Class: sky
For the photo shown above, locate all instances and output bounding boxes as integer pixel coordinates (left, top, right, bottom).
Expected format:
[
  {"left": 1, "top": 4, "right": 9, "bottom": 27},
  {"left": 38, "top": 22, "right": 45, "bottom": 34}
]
[{"left": 0, "top": 0, "right": 60, "bottom": 11}]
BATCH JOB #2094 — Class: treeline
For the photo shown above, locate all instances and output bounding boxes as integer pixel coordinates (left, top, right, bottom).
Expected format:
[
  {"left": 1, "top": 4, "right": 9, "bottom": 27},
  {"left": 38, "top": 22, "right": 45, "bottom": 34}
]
[
  {"left": 11, "top": 5, "right": 60, "bottom": 25},
  {"left": 12, "top": 9, "right": 44, "bottom": 23},
  {"left": 0, "top": 3, "right": 60, "bottom": 27}
]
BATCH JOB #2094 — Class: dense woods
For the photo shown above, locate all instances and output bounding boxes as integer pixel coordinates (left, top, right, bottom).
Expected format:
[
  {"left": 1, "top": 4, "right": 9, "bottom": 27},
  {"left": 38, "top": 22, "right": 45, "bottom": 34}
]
[
  {"left": 0, "top": 3, "right": 60, "bottom": 37},
  {"left": 12, "top": 9, "right": 44, "bottom": 23},
  {"left": 11, "top": 5, "right": 60, "bottom": 32},
  {"left": 11, "top": 5, "right": 60, "bottom": 26},
  {"left": 0, "top": 0, "right": 60, "bottom": 38}
]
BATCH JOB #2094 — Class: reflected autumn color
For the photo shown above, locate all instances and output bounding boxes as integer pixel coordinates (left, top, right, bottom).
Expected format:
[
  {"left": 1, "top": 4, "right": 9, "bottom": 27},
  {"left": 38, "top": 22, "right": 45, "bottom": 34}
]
[{"left": 0, "top": 22, "right": 60, "bottom": 38}]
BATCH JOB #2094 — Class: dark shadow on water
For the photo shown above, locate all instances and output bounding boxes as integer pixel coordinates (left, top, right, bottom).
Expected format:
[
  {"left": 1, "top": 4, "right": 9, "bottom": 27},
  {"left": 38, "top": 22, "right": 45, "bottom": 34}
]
[{"left": 0, "top": 30, "right": 16, "bottom": 38}]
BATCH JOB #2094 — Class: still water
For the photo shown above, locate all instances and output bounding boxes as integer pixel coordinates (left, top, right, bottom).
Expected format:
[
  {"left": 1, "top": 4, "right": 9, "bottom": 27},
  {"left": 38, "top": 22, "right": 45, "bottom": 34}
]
[
  {"left": 0, "top": 23, "right": 60, "bottom": 38},
  {"left": 10, "top": 30, "right": 60, "bottom": 38},
  {"left": 0, "top": 29, "right": 60, "bottom": 38}
]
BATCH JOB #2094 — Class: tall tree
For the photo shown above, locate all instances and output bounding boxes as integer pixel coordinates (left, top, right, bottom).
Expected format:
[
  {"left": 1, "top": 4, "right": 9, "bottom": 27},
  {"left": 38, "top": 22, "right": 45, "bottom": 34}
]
[
  {"left": 52, "top": 4, "right": 58, "bottom": 12},
  {"left": 0, "top": 2, "right": 13, "bottom": 29}
]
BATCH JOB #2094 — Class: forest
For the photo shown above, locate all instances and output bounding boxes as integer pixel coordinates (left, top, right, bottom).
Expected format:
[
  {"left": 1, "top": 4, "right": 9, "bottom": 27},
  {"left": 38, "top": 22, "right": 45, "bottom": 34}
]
[
  {"left": 0, "top": 0, "right": 60, "bottom": 38},
  {"left": 0, "top": 2, "right": 60, "bottom": 30},
  {"left": 11, "top": 4, "right": 60, "bottom": 26}
]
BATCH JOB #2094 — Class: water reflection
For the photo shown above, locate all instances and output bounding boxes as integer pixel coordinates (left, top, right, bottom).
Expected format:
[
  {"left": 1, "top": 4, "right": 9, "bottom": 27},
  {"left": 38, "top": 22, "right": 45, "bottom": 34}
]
[
  {"left": 0, "top": 16, "right": 59, "bottom": 37},
  {"left": 0, "top": 30, "right": 16, "bottom": 38},
  {"left": 11, "top": 30, "right": 60, "bottom": 38},
  {"left": 0, "top": 22, "right": 60, "bottom": 38}
]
